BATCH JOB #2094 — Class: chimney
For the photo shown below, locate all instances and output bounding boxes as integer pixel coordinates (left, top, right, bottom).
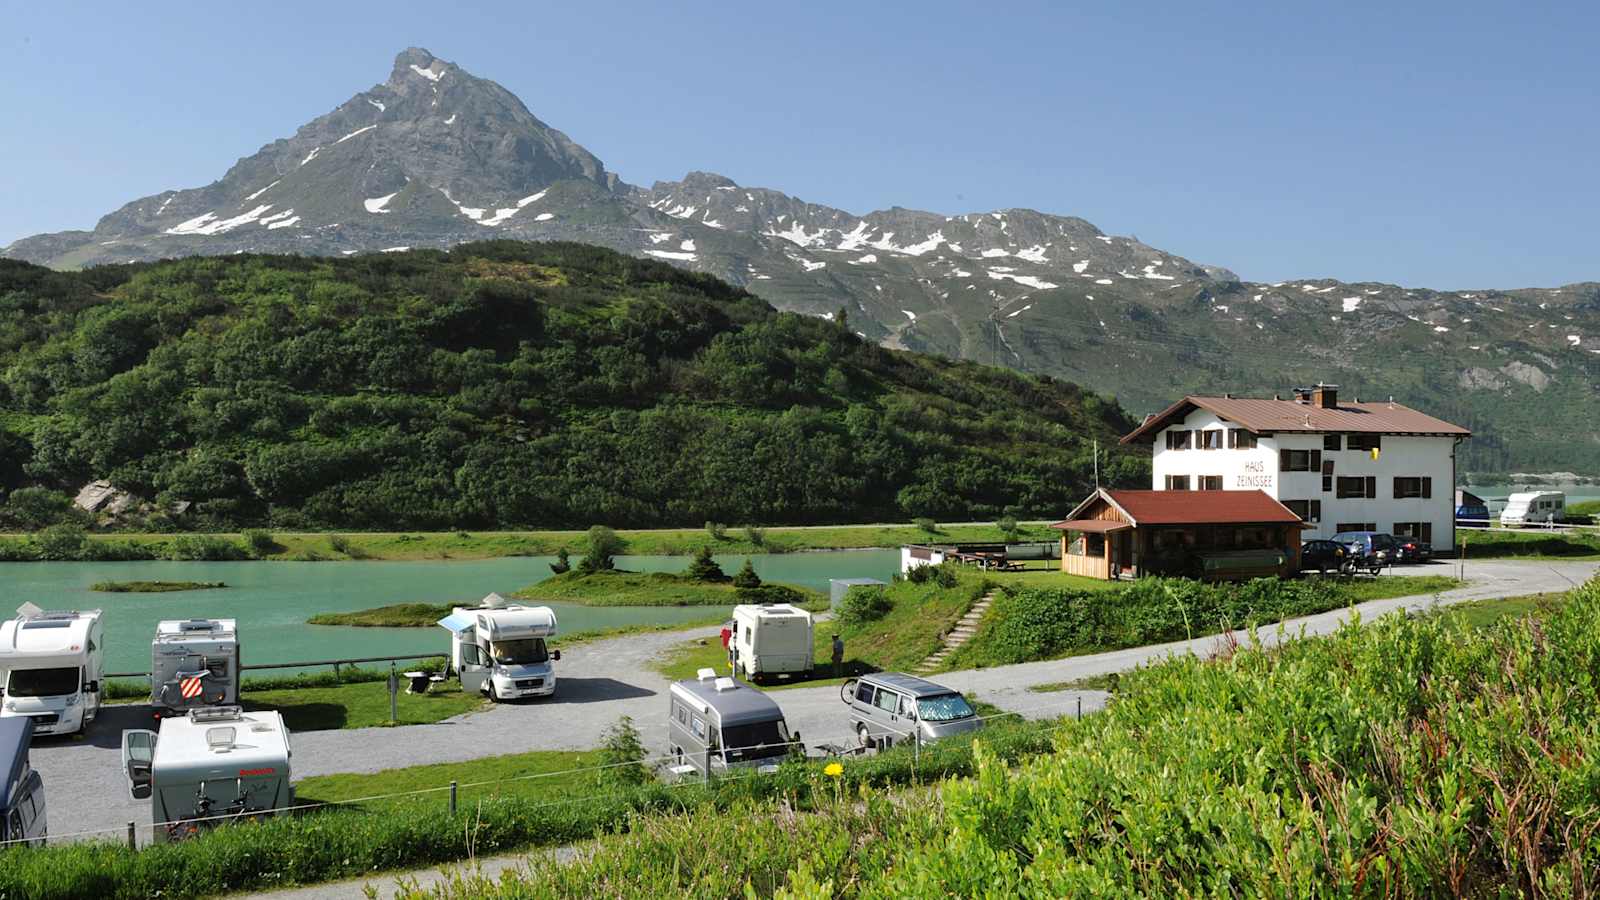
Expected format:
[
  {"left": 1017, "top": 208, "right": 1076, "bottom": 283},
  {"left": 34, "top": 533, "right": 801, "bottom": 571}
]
[{"left": 1311, "top": 383, "right": 1338, "bottom": 408}]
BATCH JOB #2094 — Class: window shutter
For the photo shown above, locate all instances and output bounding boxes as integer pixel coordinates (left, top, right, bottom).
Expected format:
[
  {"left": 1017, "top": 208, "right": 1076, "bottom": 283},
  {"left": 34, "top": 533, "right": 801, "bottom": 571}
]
[
  {"left": 1279, "top": 449, "right": 1289, "bottom": 472},
  {"left": 1392, "top": 477, "right": 1401, "bottom": 499},
  {"left": 1311, "top": 450, "right": 1322, "bottom": 471},
  {"left": 1422, "top": 477, "right": 1432, "bottom": 499},
  {"left": 1366, "top": 476, "right": 1376, "bottom": 499}
]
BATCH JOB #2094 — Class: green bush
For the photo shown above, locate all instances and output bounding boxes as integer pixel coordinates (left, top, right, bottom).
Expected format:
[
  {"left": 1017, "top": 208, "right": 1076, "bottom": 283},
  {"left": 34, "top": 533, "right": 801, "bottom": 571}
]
[
  {"left": 549, "top": 547, "right": 571, "bottom": 574},
  {"left": 577, "top": 526, "right": 624, "bottom": 574},
  {"left": 705, "top": 521, "right": 727, "bottom": 541},
  {"left": 241, "top": 528, "right": 280, "bottom": 557},
  {"left": 730, "top": 558, "right": 761, "bottom": 589},
  {"left": 163, "top": 534, "right": 248, "bottom": 561},
  {"left": 743, "top": 525, "right": 767, "bottom": 547},
  {"left": 3, "top": 487, "right": 80, "bottom": 529},
  {"left": 735, "top": 584, "right": 807, "bottom": 606},
  {"left": 913, "top": 517, "right": 939, "bottom": 535},
  {"left": 836, "top": 585, "right": 893, "bottom": 625},
  {"left": 683, "top": 545, "right": 726, "bottom": 582},
  {"left": 995, "top": 515, "right": 1019, "bottom": 541},
  {"left": 594, "top": 716, "right": 649, "bottom": 789},
  {"left": 32, "top": 523, "right": 87, "bottom": 560}
]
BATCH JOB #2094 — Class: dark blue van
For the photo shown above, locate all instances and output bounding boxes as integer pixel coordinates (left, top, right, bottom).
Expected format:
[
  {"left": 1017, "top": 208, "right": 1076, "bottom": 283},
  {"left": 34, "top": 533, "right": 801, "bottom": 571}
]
[
  {"left": 1455, "top": 503, "right": 1490, "bottom": 524},
  {"left": 1, "top": 717, "right": 46, "bottom": 847}
]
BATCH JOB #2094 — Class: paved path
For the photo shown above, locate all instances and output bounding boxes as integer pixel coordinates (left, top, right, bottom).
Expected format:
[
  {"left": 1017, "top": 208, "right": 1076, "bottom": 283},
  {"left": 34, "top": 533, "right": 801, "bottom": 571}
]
[{"left": 31, "top": 558, "right": 1597, "bottom": 853}]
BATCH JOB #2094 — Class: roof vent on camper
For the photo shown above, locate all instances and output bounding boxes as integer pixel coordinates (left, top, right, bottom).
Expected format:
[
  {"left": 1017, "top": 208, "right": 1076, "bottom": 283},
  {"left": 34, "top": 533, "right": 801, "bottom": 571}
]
[
  {"left": 180, "top": 619, "right": 218, "bottom": 632},
  {"left": 189, "top": 705, "right": 243, "bottom": 723},
  {"left": 714, "top": 677, "right": 737, "bottom": 692},
  {"left": 696, "top": 668, "right": 717, "bottom": 682},
  {"left": 15, "top": 602, "right": 42, "bottom": 620},
  {"left": 205, "top": 726, "right": 238, "bottom": 752}
]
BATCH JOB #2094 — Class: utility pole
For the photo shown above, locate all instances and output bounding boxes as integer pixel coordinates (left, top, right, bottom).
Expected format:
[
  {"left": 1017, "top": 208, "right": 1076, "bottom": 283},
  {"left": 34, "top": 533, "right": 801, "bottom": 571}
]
[{"left": 1093, "top": 439, "right": 1100, "bottom": 488}]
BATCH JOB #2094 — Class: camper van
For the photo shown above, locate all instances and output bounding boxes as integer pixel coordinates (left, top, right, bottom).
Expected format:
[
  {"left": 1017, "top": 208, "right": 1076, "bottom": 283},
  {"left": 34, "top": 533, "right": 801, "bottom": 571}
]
[
  {"left": 151, "top": 619, "right": 240, "bottom": 713},
  {"left": 841, "top": 673, "right": 983, "bottom": 749},
  {"left": 121, "top": 706, "right": 292, "bottom": 842},
  {"left": 668, "top": 671, "right": 799, "bottom": 777},
  {"left": 0, "top": 717, "right": 45, "bottom": 847},
  {"left": 438, "top": 594, "right": 561, "bottom": 701},
  {"left": 0, "top": 605, "right": 104, "bottom": 737},
  {"left": 1500, "top": 491, "right": 1565, "bottom": 527},
  {"left": 729, "top": 603, "right": 814, "bottom": 683}
]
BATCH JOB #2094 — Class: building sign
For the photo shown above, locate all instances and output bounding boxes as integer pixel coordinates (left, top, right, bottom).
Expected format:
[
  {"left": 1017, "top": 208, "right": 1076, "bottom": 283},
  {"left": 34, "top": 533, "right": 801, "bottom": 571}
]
[{"left": 1235, "top": 460, "right": 1273, "bottom": 489}]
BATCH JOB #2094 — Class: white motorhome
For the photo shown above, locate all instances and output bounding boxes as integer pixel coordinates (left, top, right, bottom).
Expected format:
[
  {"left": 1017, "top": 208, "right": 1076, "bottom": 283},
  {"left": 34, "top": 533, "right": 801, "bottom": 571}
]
[
  {"left": 438, "top": 594, "right": 561, "bottom": 701},
  {"left": 121, "top": 706, "right": 292, "bottom": 842},
  {"left": 0, "top": 605, "right": 104, "bottom": 737},
  {"left": 151, "top": 619, "right": 240, "bottom": 713},
  {"left": 1500, "top": 491, "right": 1565, "bottom": 527},
  {"left": 730, "top": 604, "right": 814, "bottom": 684}
]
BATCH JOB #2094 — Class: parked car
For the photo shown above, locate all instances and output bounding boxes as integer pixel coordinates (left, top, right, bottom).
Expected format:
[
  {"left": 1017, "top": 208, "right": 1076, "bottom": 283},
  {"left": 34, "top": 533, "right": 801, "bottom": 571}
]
[
  {"left": 1455, "top": 503, "right": 1490, "bottom": 524},
  {"left": 1330, "top": 531, "right": 1398, "bottom": 574},
  {"left": 1395, "top": 538, "right": 1432, "bottom": 563},
  {"left": 840, "top": 673, "right": 982, "bottom": 750},
  {"left": 1299, "top": 540, "right": 1349, "bottom": 575}
]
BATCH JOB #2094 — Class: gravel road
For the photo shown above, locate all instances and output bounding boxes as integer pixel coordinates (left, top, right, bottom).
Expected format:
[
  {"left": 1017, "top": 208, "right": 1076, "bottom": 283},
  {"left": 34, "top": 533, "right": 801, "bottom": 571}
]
[{"left": 26, "top": 557, "right": 1596, "bottom": 853}]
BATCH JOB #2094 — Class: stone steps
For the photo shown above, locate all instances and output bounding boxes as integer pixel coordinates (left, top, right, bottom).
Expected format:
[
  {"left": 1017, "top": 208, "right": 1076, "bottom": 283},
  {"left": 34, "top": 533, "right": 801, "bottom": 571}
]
[{"left": 912, "top": 590, "right": 996, "bottom": 674}]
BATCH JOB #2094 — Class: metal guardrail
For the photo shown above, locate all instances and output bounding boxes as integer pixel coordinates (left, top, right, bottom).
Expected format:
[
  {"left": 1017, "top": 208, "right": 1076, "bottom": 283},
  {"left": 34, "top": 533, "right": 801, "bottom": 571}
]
[{"left": 106, "top": 651, "right": 442, "bottom": 680}]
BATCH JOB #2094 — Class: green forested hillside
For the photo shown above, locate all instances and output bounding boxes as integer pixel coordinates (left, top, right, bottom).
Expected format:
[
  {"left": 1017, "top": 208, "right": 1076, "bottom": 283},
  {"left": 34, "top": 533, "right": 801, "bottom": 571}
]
[{"left": 0, "top": 242, "right": 1145, "bottom": 530}]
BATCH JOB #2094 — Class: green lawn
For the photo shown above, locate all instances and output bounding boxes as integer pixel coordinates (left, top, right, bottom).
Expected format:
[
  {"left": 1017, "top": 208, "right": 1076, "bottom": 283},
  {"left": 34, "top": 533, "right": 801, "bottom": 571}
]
[
  {"left": 43, "top": 520, "right": 1062, "bottom": 562},
  {"left": 654, "top": 574, "right": 990, "bottom": 689},
  {"left": 1028, "top": 673, "right": 1121, "bottom": 693},
  {"left": 1459, "top": 528, "right": 1600, "bottom": 560},
  {"left": 293, "top": 748, "right": 600, "bottom": 811},
  {"left": 515, "top": 569, "right": 826, "bottom": 608},
  {"left": 242, "top": 679, "right": 486, "bottom": 731},
  {"left": 1440, "top": 592, "right": 1566, "bottom": 629}
]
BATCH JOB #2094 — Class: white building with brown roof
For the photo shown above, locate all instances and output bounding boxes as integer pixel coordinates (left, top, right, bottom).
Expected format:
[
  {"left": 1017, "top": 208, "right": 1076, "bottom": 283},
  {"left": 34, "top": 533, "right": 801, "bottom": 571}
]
[{"left": 1120, "top": 384, "right": 1471, "bottom": 550}]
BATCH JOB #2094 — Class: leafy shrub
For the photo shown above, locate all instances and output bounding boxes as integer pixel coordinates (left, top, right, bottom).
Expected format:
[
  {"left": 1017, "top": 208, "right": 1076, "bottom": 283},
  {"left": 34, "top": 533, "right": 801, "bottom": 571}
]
[
  {"left": 683, "top": 546, "right": 726, "bottom": 582},
  {"left": 576, "top": 526, "right": 624, "bottom": 574},
  {"left": 705, "top": 521, "right": 727, "bottom": 541},
  {"left": 3, "top": 487, "right": 81, "bottom": 529},
  {"left": 743, "top": 525, "right": 766, "bottom": 547},
  {"left": 241, "top": 528, "right": 280, "bottom": 557},
  {"left": 913, "top": 517, "right": 939, "bottom": 535},
  {"left": 33, "top": 523, "right": 88, "bottom": 560},
  {"left": 995, "top": 515, "right": 1019, "bottom": 541},
  {"left": 904, "top": 563, "right": 934, "bottom": 584},
  {"left": 731, "top": 559, "right": 761, "bottom": 589},
  {"left": 595, "top": 716, "right": 649, "bottom": 788},
  {"left": 163, "top": 534, "right": 248, "bottom": 561},
  {"left": 735, "top": 584, "right": 807, "bottom": 606},
  {"left": 549, "top": 547, "right": 571, "bottom": 574},
  {"left": 327, "top": 534, "right": 368, "bottom": 558},
  {"left": 836, "top": 586, "right": 893, "bottom": 625}
]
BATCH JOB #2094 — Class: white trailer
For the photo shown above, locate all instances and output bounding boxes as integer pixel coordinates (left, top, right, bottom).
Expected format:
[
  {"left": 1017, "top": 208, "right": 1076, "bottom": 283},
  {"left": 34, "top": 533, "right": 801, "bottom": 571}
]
[
  {"left": 120, "top": 706, "right": 292, "bottom": 842},
  {"left": 1500, "top": 491, "right": 1565, "bottom": 526},
  {"left": 0, "top": 605, "right": 104, "bottom": 737},
  {"left": 730, "top": 603, "right": 814, "bottom": 684},
  {"left": 438, "top": 594, "right": 561, "bottom": 701},
  {"left": 151, "top": 619, "right": 240, "bottom": 713}
]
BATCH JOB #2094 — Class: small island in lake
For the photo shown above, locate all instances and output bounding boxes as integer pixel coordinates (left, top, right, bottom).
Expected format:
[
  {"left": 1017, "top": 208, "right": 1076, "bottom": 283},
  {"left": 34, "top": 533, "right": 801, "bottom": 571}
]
[
  {"left": 308, "top": 603, "right": 453, "bottom": 627},
  {"left": 90, "top": 580, "right": 228, "bottom": 593}
]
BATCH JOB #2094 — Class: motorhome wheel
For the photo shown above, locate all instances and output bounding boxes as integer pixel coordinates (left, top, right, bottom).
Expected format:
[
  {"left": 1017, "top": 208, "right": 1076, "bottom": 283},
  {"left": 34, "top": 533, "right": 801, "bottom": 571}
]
[{"left": 487, "top": 682, "right": 499, "bottom": 703}]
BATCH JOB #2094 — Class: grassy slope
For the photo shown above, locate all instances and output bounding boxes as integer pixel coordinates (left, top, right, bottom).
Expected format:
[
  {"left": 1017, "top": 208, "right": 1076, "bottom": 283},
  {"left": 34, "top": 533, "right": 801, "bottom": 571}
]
[
  {"left": 1459, "top": 527, "right": 1600, "bottom": 559},
  {"left": 1442, "top": 592, "right": 1566, "bottom": 629},
  {"left": 948, "top": 574, "right": 1461, "bottom": 670},
  {"left": 294, "top": 748, "right": 598, "bottom": 809}
]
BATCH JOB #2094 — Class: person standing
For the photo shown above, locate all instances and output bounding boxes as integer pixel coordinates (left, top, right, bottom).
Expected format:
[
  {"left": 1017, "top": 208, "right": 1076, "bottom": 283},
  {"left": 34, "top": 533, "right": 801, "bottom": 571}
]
[{"left": 831, "top": 633, "right": 844, "bottom": 677}]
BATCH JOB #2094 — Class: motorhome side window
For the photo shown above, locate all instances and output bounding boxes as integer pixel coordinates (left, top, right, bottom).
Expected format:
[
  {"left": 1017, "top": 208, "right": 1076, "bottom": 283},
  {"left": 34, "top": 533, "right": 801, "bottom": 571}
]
[
  {"left": 691, "top": 716, "right": 705, "bottom": 739},
  {"left": 675, "top": 703, "right": 686, "bottom": 725}
]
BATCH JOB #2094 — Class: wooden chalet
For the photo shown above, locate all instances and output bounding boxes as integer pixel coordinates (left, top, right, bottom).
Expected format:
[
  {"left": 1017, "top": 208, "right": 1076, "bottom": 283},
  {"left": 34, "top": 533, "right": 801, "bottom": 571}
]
[{"left": 1052, "top": 489, "right": 1306, "bottom": 581}]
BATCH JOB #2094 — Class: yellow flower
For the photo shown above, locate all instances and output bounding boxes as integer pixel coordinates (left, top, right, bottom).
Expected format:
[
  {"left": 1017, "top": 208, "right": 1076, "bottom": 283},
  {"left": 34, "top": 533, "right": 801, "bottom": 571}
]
[{"left": 823, "top": 762, "right": 844, "bottom": 778}]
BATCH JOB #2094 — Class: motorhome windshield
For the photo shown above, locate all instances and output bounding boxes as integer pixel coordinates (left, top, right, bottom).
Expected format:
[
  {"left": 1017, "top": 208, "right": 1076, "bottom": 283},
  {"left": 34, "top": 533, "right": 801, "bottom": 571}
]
[
  {"left": 489, "top": 638, "right": 549, "bottom": 666},
  {"left": 721, "top": 719, "right": 791, "bottom": 762},
  {"left": 917, "top": 693, "right": 976, "bottom": 722},
  {"left": 7, "top": 667, "right": 79, "bottom": 697}
]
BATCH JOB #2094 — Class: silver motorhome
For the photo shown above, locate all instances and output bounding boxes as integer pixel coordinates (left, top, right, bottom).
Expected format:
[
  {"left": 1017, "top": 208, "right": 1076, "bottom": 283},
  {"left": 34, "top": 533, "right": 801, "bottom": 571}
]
[
  {"left": 151, "top": 619, "right": 240, "bottom": 712},
  {"left": 438, "top": 595, "right": 561, "bottom": 701},
  {"left": 668, "top": 670, "right": 798, "bottom": 777},
  {"left": 121, "top": 706, "right": 292, "bottom": 842},
  {"left": 841, "top": 673, "right": 982, "bottom": 749},
  {"left": 0, "top": 717, "right": 45, "bottom": 847}
]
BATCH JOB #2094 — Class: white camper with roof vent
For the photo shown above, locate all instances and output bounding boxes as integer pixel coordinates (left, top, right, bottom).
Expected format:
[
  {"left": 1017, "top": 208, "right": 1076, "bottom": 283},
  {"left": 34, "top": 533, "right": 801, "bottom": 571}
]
[
  {"left": 1500, "top": 491, "right": 1565, "bottom": 527},
  {"left": 120, "top": 706, "right": 292, "bottom": 842},
  {"left": 151, "top": 619, "right": 240, "bottom": 713},
  {"left": 730, "top": 604, "right": 814, "bottom": 684},
  {"left": 0, "top": 605, "right": 104, "bottom": 737},
  {"left": 438, "top": 594, "right": 561, "bottom": 701}
]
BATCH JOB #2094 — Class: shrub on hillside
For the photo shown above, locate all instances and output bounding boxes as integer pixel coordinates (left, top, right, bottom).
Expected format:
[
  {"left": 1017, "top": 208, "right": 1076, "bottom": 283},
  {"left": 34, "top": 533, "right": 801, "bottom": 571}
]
[
  {"left": 577, "top": 526, "right": 624, "bottom": 574},
  {"left": 595, "top": 715, "right": 649, "bottom": 789},
  {"left": 836, "top": 586, "right": 893, "bottom": 625},
  {"left": 684, "top": 546, "right": 726, "bottom": 582},
  {"left": 731, "top": 559, "right": 761, "bottom": 589},
  {"left": 549, "top": 548, "right": 571, "bottom": 574},
  {"left": 705, "top": 521, "right": 727, "bottom": 541},
  {"left": 913, "top": 517, "right": 939, "bottom": 535},
  {"left": 241, "top": 528, "right": 280, "bottom": 557},
  {"left": 163, "top": 535, "right": 248, "bottom": 561},
  {"left": 33, "top": 523, "right": 87, "bottom": 560}
]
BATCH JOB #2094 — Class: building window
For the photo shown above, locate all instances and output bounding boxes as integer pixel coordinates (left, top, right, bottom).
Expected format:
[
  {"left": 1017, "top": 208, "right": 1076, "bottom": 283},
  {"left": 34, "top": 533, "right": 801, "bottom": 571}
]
[
  {"left": 1336, "top": 476, "right": 1378, "bottom": 499},
  {"left": 1228, "top": 429, "right": 1257, "bottom": 449},
  {"left": 1279, "top": 449, "right": 1322, "bottom": 472},
  {"left": 1393, "top": 522, "right": 1433, "bottom": 542},
  {"left": 1084, "top": 533, "right": 1106, "bottom": 556},
  {"left": 1347, "top": 434, "right": 1381, "bottom": 452},
  {"left": 1393, "top": 477, "right": 1432, "bottom": 499},
  {"left": 1323, "top": 434, "right": 1341, "bottom": 451},
  {"left": 1335, "top": 522, "right": 1377, "bottom": 533},
  {"left": 1282, "top": 499, "right": 1322, "bottom": 522},
  {"left": 1165, "top": 430, "right": 1193, "bottom": 450},
  {"left": 1322, "top": 475, "right": 1333, "bottom": 493},
  {"left": 1165, "top": 474, "right": 1191, "bottom": 491},
  {"left": 1199, "top": 475, "right": 1223, "bottom": 491},
  {"left": 1199, "top": 430, "right": 1225, "bottom": 450}
]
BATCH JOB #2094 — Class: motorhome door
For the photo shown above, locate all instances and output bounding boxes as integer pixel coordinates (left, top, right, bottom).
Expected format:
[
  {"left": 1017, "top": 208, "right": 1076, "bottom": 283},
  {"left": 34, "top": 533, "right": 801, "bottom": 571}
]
[
  {"left": 457, "top": 632, "right": 490, "bottom": 694},
  {"left": 121, "top": 729, "right": 157, "bottom": 800}
]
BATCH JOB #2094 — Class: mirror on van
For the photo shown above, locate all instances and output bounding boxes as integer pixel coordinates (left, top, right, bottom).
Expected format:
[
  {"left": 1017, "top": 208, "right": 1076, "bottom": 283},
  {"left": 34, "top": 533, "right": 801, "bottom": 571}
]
[
  {"left": 121, "top": 729, "right": 157, "bottom": 800},
  {"left": 551, "top": 649, "right": 561, "bottom": 661},
  {"left": 84, "top": 680, "right": 99, "bottom": 694}
]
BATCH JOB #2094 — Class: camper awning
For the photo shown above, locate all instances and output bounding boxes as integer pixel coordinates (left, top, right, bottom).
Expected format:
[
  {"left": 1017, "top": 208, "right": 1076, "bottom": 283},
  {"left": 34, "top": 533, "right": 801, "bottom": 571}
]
[
  {"left": 437, "top": 611, "right": 476, "bottom": 633},
  {"left": 1050, "top": 520, "right": 1132, "bottom": 533}
]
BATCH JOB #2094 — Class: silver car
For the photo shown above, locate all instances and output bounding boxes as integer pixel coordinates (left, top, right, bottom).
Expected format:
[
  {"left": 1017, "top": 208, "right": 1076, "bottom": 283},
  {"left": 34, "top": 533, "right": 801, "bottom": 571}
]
[{"left": 840, "top": 672, "right": 983, "bottom": 749}]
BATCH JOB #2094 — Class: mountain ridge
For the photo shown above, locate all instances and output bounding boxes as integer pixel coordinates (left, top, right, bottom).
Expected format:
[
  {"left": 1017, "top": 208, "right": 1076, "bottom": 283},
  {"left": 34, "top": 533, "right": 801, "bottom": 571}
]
[{"left": 6, "top": 47, "right": 1597, "bottom": 474}]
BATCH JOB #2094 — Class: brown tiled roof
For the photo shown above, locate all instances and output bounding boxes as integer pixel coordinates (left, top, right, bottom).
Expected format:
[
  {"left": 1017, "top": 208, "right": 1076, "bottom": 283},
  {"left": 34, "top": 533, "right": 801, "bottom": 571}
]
[
  {"left": 1056, "top": 488, "right": 1304, "bottom": 527},
  {"left": 1121, "top": 395, "right": 1471, "bottom": 444}
]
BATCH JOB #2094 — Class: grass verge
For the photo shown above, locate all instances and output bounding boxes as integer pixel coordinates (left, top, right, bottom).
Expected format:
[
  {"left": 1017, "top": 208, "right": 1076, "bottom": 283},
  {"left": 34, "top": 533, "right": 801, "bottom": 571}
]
[
  {"left": 1439, "top": 591, "right": 1566, "bottom": 629},
  {"left": 1459, "top": 527, "right": 1600, "bottom": 559}
]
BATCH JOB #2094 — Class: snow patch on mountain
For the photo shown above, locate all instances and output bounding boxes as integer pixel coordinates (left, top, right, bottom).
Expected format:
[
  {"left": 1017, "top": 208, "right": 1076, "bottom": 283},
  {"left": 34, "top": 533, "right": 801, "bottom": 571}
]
[
  {"left": 165, "top": 205, "right": 276, "bottom": 236},
  {"left": 364, "top": 193, "right": 398, "bottom": 214},
  {"left": 645, "top": 249, "right": 697, "bottom": 261},
  {"left": 988, "top": 271, "right": 1058, "bottom": 290},
  {"left": 337, "top": 125, "right": 377, "bottom": 144},
  {"left": 410, "top": 64, "right": 444, "bottom": 82},
  {"left": 243, "top": 181, "right": 279, "bottom": 203}
]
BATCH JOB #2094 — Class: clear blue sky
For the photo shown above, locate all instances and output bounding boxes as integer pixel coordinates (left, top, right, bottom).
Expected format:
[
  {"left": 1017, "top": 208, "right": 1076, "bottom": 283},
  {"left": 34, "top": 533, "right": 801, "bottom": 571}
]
[{"left": 3, "top": 1, "right": 1595, "bottom": 289}]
